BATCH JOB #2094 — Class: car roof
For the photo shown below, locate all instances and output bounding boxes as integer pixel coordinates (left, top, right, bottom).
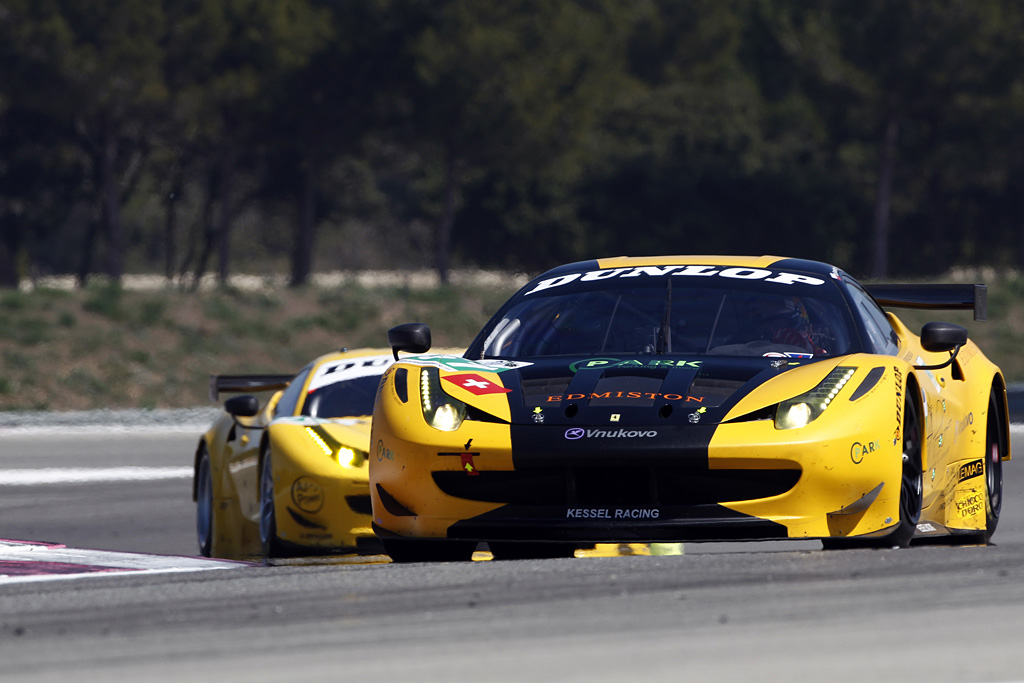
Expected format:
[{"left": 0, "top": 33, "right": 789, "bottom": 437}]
[{"left": 535, "top": 255, "right": 840, "bottom": 281}]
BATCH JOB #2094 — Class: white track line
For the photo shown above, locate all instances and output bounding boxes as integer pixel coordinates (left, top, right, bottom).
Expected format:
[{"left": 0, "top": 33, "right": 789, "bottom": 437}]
[
  {"left": 0, "top": 467, "right": 192, "bottom": 486},
  {"left": 0, "top": 541, "right": 252, "bottom": 585},
  {"left": 0, "top": 424, "right": 211, "bottom": 436}
]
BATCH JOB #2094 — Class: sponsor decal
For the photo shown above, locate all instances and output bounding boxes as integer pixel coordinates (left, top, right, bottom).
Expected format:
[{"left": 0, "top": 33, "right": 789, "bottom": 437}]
[
  {"left": 564, "top": 428, "right": 657, "bottom": 439},
  {"left": 958, "top": 458, "right": 984, "bottom": 483},
  {"left": 569, "top": 358, "right": 702, "bottom": 373},
  {"left": 916, "top": 523, "right": 937, "bottom": 533},
  {"left": 404, "top": 355, "right": 532, "bottom": 374},
  {"left": 376, "top": 440, "right": 396, "bottom": 462},
  {"left": 957, "top": 412, "right": 974, "bottom": 437},
  {"left": 955, "top": 491, "right": 984, "bottom": 519},
  {"left": 957, "top": 345, "right": 979, "bottom": 365},
  {"left": 532, "top": 407, "right": 545, "bottom": 423},
  {"left": 291, "top": 477, "right": 324, "bottom": 514},
  {"left": 763, "top": 352, "right": 813, "bottom": 359},
  {"left": 566, "top": 508, "right": 661, "bottom": 519},
  {"left": 525, "top": 266, "right": 825, "bottom": 295},
  {"left": 307, "top": 355, "right": 394, "bottom": 392},
  {"left": 850, "top": 439, "right": 881, "bottom": 465},
  {"left": 610, "top": 413, "right": 620, "bottom": 422},
  {"left": 893, "top": 366, "right": 904, "bottom": 446},
  {"left": 441, "top": 373, "right": 512, "bottom": 396},
  {"left": 546, "top": 392, "right": 704, "bottom": 403}
]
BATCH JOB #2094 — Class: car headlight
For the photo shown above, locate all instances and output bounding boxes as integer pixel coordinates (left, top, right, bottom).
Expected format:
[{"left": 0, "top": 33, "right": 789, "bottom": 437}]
[
  {"left": 305, "top": 427, "right": 364, "bottom": 468},
  {"left": 420, "top": 367, "right": 467, "bottom": 431},
  {"left": 335, "top": 446, "right": 363, "bottom": 468},
  {"left": 774, "top": 367, "right": 855, "bottom": 430}
]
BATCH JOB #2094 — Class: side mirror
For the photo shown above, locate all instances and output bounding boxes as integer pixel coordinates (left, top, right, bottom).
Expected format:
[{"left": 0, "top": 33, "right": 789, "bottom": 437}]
[
  {"left": 388, "top": 322, "right": 431, "bottom": 360},
  {"left": 224, "top": 395, "right": 260, "bottom": 417},
  {"left": 915, "top": 322, "right": 968, "bottom": 371},
  {"left": 920, "top": 321, "right": 968, "bottom": 353}
]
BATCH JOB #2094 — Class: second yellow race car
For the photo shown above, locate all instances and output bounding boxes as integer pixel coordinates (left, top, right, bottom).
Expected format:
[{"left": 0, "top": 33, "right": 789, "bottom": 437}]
[
  {"left": 370, "top": 255, "right": 1009, "bottom": 562},
  {"left": 193, "top": 348, "right": 395, "bottom": 559}
]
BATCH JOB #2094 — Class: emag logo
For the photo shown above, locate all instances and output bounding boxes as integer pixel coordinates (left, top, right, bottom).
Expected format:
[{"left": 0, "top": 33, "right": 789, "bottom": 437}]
[{"left": 564, "top": 427, "right": 657, "bottom": 439}]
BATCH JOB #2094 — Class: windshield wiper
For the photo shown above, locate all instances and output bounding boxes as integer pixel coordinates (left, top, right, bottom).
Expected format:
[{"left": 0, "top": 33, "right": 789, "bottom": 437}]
[{"left": 657, "top": 278, "right": 672, "bottom": 354}]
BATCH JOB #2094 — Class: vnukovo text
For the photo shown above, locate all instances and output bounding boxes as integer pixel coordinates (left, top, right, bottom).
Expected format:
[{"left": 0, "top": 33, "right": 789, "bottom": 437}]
[
  {"left": 566, "top": 428, "right": 658, "bottom": 439},
  {"left": 525, "top": 266, "right": 825, "bottom": 295}
]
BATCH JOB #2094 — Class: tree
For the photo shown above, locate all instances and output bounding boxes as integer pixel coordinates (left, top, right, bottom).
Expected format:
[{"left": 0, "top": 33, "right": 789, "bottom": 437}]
[
  {"left": 2, "top": 0, "right": 168, "bottom": 285},
  {"left": 162, "top": 0, "right": 332, "bottom": 288},
  {"left": 259, "top": 0, "right": 418, "bottom": 286},
  {"left": 767, "top": 1, "right": 1024, "bottom": 276},
  {"left": 405, "top": 0, "right": 629, "bottom": 282}
]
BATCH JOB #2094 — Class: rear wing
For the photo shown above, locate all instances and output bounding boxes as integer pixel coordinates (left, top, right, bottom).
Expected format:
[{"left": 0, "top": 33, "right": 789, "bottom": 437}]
[
  {"left": 208, "top": 374, "right": 294, "bottom": 402},
  {"left": 866, "top": 284, "right": 987, "bottom": 322}
]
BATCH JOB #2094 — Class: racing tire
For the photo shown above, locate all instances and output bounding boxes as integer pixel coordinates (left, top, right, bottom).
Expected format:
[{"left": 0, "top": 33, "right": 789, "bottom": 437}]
[
  {"left": 259, "top": 445, "right": 284, "bottom": 558},
  {"left": 487, "top": 542, "right": 577, "bottom": 560},
  {"left": 822, "top": 392, "right": 922, "bottom": 550},
  {"left": 980, "top": 388, "right": 1005, "bottom": 543},
  {"left": 381, "top": 538, "right": 476, "bottom": 563},
  {"left": 195, "top": 447, "right": 214, "bottom": 558},
  {"left": 882, "top": 392, "right": 924, "bottom": 548}
]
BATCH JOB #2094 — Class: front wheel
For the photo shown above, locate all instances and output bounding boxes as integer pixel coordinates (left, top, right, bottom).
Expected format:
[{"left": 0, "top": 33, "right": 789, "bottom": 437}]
[
  {"left": 822, "top": 391, "right": 922, "bottom": 551},
  {"left": 195, "top": 448, "right": 214, "bottom": 557},
  {"left": 885, "top": 393, "right": 924, "bottom": 548}
]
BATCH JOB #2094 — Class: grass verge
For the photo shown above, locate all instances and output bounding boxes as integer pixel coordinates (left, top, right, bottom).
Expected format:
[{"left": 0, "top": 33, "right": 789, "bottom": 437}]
[{"left": 0, "top": 272, "right": 1020, "bottom": 412}]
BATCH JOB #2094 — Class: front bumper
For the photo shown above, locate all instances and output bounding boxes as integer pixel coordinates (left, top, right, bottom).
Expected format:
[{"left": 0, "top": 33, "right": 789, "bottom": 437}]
[
  {"left": 370, "top": 415, "right": 904, "bottom": 543},
  {"left": 271, "top": 455, "right": 379, "bottom": 553}
]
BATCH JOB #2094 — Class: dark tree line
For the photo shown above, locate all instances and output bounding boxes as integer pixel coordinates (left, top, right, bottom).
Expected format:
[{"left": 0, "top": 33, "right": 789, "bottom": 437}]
[{"left": 2, "top": 0, "right": 1024, "bottom": 289}]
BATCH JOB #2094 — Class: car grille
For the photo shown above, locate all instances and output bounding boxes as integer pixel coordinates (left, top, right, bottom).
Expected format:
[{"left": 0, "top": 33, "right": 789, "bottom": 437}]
[{"left": 432, "top": 466, "right": 799, "bottom": 507}]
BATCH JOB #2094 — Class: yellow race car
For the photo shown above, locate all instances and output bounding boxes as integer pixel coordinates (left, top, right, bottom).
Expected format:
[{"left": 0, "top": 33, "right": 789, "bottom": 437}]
[
  {"left": 193, "top": 348, "right": 396, "bottom": 559},
  {"left": 370, "top": 256, "right": 1009, "bottom": 562}
]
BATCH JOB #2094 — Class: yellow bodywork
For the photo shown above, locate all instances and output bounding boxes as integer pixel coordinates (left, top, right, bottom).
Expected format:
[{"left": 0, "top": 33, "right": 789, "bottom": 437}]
[
  {"left": 370, "top": 256, "right": 1008, "bottom": 547},
  {"left": 372, "top": 367, "right": 512, "bottom": 538},
  {"left": 195, "top": 349, "right": 390, "bottom": 559}
]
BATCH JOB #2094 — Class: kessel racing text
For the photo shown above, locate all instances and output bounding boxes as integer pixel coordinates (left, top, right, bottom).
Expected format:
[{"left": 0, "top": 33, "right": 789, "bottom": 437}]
[{"left": 566, "top": 508, "right": 660, "bottom": 519}]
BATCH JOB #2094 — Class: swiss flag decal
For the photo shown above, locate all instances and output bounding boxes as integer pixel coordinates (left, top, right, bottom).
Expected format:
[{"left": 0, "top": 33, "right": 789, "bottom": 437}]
[{"left": 441, "top": 373, "right": 512, "bottom": 396}]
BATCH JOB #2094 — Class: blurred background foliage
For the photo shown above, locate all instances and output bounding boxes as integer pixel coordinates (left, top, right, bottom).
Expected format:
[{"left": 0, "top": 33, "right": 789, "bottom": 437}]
[{"left": 3, "top": 0, "right": 1024, "bottom": 288}]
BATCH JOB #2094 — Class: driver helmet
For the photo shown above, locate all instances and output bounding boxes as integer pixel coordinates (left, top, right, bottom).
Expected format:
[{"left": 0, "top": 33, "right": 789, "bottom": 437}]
[{"left": 753, "top": 296, "right": 807, "bottom": 332}]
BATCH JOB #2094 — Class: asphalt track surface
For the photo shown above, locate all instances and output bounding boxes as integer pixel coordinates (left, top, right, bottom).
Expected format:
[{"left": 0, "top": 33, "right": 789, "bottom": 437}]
[{"left": 2, "top": 427, "right": 1024, "bottom": 682}]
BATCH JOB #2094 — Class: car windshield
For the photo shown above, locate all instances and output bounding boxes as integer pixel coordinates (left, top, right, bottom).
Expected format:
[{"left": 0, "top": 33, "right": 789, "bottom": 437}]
[
  {"left": 301, "top": 375, "right": 381, "bottom": 418},
  {"left": 477, "top": 268, "right": 857, "bottom": 359},
  {"left": 297, "top": 354, "right": 393, "bottom": 418}
]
